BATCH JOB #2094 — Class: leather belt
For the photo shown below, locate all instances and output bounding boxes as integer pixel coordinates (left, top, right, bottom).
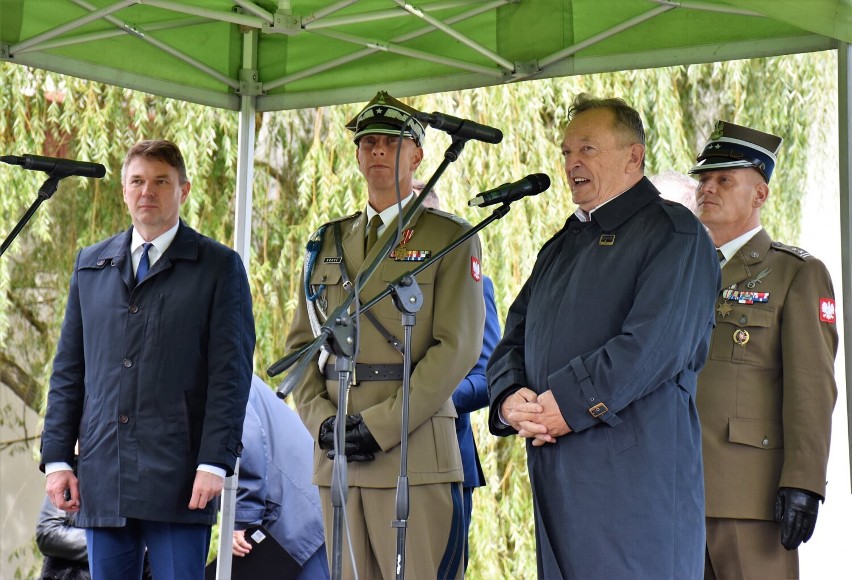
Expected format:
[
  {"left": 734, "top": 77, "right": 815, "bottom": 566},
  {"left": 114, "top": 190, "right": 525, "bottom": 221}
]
[{"left": 323, "top": 363, "right": 412, "bottom": 383}]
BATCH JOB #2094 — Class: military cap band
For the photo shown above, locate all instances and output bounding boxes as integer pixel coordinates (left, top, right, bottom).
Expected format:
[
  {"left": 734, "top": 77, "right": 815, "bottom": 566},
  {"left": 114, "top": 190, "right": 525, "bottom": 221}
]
[
  {"left": 689, "top": 120, "right": 782, "bottom": 182},
  {"left": 346, "top": 91, "right": 425, "bottom": 146}
]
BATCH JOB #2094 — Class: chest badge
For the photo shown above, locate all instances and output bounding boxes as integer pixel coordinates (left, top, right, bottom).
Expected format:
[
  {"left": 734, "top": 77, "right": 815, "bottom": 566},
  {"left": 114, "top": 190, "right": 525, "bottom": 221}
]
[
  {"left": 746, "top": 268, "right": 772, "bottom": 289},
  {"left": 716, "top": 302, "right": 733, "bottom": 318},
  {"left": 599, "top": 234, "right": 615, "bottom": 246},
  {"left": 733, "top": 328, "right": 750, "bottom": 347}
]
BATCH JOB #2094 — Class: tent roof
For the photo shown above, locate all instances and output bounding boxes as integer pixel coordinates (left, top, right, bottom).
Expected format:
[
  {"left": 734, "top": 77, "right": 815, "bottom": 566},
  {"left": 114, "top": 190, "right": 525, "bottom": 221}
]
[{"left": 2, "top": 0, "right": 850, "bottom": 112}]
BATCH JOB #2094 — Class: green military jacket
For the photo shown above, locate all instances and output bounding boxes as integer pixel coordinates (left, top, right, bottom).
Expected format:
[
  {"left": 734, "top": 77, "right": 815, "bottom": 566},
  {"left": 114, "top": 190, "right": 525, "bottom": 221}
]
[
  {"left": 698, "top": 228, "right": 838, "bottom": 520},
  {"left": 286, "top": 202, "right": 485, "bottom": 488}
]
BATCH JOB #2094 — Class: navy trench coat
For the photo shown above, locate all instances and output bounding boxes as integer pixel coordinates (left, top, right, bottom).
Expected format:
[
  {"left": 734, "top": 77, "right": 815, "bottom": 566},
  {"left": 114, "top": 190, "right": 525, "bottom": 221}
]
[
  {"left": 488, "top": 179, "right": 720, "bottom": 579},
  {"left": 41, "top": 221, "right": 255, "bottom": 527}
]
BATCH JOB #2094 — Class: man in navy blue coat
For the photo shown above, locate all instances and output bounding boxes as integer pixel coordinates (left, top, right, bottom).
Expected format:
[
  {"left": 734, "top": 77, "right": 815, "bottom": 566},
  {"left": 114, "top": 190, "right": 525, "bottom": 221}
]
[
  {"left": 41, "top": 140, "right": 255, "bottom": 580},
  {"left": 488, "top": 94, "right": 719, "bottom": 579}
]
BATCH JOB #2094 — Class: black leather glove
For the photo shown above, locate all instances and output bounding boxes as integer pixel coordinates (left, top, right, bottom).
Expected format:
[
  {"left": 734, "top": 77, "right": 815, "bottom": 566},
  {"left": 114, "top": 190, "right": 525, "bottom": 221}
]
[
  {"left": 318, "top": 414, "right": 364, "bottom": 451},
  {"left": 318, "top": 416, "right": 336, "bottom": 451},
  {"left": 774, "top": 487, "right": 822, "bottom": 551},
  {"left": 325, "top": 414, "right": 380, "bottom": 462}
]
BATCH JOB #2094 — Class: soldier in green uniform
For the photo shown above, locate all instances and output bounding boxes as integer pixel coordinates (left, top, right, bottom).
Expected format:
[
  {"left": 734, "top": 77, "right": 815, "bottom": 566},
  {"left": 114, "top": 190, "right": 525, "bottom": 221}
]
[
  {"left": 690, "top": 121, "right": 838, "bottom": 579},
  {"left": 284, "top": 91, "right": 485, "bottom": 579}
]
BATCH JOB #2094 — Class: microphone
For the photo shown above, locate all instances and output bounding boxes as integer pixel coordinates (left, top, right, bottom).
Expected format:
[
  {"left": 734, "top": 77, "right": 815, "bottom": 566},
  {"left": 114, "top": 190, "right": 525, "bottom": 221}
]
[
  {"left": 468, "top": 173, "right": 551, "bottom": 208},
  {"left": 414, "top": 112, "right": 503, "bottom": 144},
  {"left": 1, "top": 154, "right": 106, "bottom": 178}
]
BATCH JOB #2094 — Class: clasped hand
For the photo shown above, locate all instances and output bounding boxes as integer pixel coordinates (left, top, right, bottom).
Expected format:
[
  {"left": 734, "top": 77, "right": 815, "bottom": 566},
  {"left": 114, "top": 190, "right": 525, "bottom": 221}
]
[
  {"left": 319, "top": 413, "right": 380, "bottom": 462},
  {"left": 501, "top": 388, "right": 571, "bottom": 446}
]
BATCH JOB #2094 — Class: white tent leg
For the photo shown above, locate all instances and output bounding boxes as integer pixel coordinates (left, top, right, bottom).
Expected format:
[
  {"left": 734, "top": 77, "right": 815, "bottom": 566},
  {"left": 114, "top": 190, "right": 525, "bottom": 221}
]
[
  {"left": 837, "top": 41, "right": 852, "bottom": 489},
  {"left": 217, "top": 29, "right": 258, "bottom": 580}
]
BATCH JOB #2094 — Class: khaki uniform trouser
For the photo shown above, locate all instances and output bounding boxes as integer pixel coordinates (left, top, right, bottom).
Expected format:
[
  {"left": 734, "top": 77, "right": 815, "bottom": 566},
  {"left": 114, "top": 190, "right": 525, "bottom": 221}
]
[
  {"left": 319, "top": 482, "right": 463, "bottom": 580},
  {"left": 705, "top": 517, "right": 799, "bottom": 580}
]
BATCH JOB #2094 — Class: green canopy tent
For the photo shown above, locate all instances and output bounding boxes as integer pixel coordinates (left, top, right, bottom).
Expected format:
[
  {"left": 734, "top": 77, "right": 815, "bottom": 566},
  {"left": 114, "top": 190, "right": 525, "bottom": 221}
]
[{"left": 3, "top": 0, "right": 852, "bottom": 574}]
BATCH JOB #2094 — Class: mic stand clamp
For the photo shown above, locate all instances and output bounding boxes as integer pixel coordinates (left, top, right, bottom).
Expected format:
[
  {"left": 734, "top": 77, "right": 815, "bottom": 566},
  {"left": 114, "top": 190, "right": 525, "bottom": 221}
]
[{"left": 388, "top": 275, "right": 422, "bottom": 580}]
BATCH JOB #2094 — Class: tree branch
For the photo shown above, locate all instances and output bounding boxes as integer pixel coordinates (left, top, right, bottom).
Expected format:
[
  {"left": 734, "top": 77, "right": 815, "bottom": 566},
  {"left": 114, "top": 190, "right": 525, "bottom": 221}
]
[{"left": 0, "top": 351, "right": 42, "bottom": 412}]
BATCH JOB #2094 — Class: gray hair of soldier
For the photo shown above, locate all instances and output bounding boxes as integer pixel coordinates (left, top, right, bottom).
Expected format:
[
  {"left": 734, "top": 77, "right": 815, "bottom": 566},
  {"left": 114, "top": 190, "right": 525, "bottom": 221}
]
[
  {"left": 567, "top": 93, "right": 646, "bottom": 170},
  {"left": 649, "top": 169, "right": 699, "bottom": 214},
  {"left": 412, "top": 178, "right": 440, "bottom": 210}
]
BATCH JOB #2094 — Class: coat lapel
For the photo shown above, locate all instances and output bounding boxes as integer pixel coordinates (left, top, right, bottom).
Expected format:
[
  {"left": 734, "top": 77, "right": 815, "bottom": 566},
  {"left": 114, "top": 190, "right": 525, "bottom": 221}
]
[
  {"left": 97, "top": 229, "right": 134, "bottom": 291},
  {"left": 722, "top": 229, "right": 771, "bottom": 290}
]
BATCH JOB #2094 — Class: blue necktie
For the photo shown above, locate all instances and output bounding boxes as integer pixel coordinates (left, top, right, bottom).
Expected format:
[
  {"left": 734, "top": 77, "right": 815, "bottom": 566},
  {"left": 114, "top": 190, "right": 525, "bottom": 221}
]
[{"left": 137, "top": 243, "right": 152, "bottom": 282}]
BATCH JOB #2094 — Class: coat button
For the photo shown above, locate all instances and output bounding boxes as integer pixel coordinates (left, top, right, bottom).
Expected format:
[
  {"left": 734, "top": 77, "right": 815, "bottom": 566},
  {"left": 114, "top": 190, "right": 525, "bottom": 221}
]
[
  {"left": 97, "top": 259, "right": 106, "bottom": 267},
  {"left": 762, "top": 438, "right": 770, "bottom": 446},
  {"left": 119, "top": 415, "right": 129, "bottom": 424},
  {"left": 128, "top": 305, "right": 139, "bottom": 313},
  {"left": 572, "top": 228, "right": 581, "bottom": 234},
  {"left": 739, "top": 316, "right": 747, "bottom": 324},
  {"left": 123, "top": 359, "right": 132, "bottom": 368},
  {"left": 111, "top": 259, "right": 118, "bottom": 266}
]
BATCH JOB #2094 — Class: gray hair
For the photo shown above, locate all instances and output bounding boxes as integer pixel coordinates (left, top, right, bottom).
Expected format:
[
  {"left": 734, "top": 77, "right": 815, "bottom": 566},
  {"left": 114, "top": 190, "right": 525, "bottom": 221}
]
[{"left": 649, "top": 169, "right": 699, "bottom": 213}]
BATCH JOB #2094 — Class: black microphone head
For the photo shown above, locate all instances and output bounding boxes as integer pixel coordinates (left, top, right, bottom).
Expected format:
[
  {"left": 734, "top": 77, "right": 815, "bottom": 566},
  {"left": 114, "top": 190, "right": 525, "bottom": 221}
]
[{"left": 527, "top": 173, "right": 551, "bottom": 193}]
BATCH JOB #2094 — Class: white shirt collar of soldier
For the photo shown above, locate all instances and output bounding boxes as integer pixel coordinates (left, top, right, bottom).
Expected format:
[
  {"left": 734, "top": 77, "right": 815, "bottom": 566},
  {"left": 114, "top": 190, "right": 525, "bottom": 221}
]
[
  {"left": 718, "top": 225, "right": 762, "bottom": 265},
  {"left": 130, "top": 221, "right": 179, "bottom": 272},
  {"left": 365, "top": 192, "right": 415, "bottom": 238}
]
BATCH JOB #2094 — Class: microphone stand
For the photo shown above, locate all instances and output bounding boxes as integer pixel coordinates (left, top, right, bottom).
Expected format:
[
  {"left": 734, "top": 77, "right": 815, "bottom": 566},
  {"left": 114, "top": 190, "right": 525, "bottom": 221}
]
[
  {"left": 388, "top": 275, "right": 421, "bottom": 580},
  {"left": 269, "top": 136, "right": 504, "bottom": 580},
  {"left": 273, "top": 203, "right": 512, "bottom": 580},
  {"left": 0, "top": 173, "right": 65, "bottom": 259}
]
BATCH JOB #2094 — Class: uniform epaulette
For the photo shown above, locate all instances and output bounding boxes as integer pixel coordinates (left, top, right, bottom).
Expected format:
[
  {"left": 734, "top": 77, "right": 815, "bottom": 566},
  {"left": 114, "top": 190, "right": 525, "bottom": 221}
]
[
  {"left": 323, "top": 211, "right": 362, "bottom": 228},
  {"left": 308, "top": 212, "right": 361, "bottom": 242},
  {"left": 770, "top": 241, "right": 812, "bottom": 260},
  {"left": 424, "top": 207, "right": 471, "bottom": 227}
]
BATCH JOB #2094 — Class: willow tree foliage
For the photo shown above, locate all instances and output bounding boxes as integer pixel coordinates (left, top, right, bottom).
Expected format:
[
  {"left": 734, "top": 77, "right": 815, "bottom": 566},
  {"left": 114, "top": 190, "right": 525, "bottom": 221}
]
[{"left": 0, "top": 50, "right": 836, "bottom": 578}]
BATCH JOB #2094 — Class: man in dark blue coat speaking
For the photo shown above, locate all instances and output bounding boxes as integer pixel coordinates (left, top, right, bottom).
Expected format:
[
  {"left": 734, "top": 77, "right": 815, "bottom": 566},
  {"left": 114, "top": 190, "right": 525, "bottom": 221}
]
[
  {"left": 40, "top": 140, "right": 255, "bottom": 580},
  {"left": 487, "top": 94, "right": 720, "bottom": 579}
]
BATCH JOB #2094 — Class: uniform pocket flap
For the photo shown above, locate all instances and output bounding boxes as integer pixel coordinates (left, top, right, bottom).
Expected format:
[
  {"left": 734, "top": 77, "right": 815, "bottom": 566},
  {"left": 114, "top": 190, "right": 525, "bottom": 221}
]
[
  {"left": 725, "top": 304, "right": 773, "bottom": 328},
  {"left": 728, "top": 417, "right": 783, "bottom": 449},
  {"left": 309, "top": 264, "right": 342, "bottom": 286}
]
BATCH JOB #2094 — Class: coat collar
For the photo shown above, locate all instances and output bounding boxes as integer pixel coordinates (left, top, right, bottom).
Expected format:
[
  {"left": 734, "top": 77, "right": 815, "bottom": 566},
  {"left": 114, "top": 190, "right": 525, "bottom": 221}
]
[
  {"left": 95, "top": 220, "right": 200, "bottom": 288},
  {"left": 580, "top": 177, "right": 659, "bottom": 231},
  {"left": 340, "top": 201, "right": 427, "bottom": 271},
  {"left": 721, "top": 228, "right": 771, "bottom": 289}
]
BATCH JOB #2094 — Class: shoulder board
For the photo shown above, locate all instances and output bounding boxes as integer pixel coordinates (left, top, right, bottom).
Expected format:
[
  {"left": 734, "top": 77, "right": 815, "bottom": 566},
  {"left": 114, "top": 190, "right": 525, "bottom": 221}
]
[
  {"left": 424, "top": 207, "right": 471, "bottom": 227},
  {"left": 658, "top": 200, "right": 699, "bottom": 235},
  {"left": 307, "top": 211, "right": 361, "bottom": 248},
  {"left": 770, "top": 241, "right": 812, "bottom": 260}
]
